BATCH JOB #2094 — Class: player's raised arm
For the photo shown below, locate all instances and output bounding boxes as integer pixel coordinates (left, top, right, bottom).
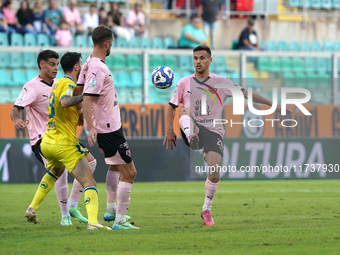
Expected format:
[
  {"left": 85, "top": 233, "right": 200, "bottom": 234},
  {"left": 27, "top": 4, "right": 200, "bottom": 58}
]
[
  {"left": 10, "top": 106, "right": 26, "bottom": 130},
  {"left": 163, "top": 104, "right": 177, "bottom": 150}
]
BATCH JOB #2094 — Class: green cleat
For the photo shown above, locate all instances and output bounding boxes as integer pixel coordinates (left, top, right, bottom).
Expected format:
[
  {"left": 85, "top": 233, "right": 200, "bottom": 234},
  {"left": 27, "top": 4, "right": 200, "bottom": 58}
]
[
  {"left": 69, "top": 207, "right": 88, "bottom": 223},
  {"left": 60, "top": 216, "right": 72, "bottom": 226},
  {"left": 103, "top": 210, "right": 131, "bottom": 222},
  {"left": 112, "top": 222, "right": 139, "bottom": 230}
]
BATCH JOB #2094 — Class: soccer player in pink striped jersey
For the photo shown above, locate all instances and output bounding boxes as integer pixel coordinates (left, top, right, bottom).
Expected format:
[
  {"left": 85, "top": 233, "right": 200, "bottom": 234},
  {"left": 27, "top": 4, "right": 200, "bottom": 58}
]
[
  {"left": 164, "top": 45, "right": 287, "bottom": 225},
  {"left": 80, "top": 26, "right": 138, "bottom": 230},
  {"left": 10, "top": 50, "right": 96, "bottom": 225}
]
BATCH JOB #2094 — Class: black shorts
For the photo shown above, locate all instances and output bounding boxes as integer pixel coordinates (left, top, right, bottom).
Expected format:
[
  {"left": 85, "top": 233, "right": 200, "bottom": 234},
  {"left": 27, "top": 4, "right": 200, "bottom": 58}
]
[
  {"left": 181, "top": 124, "right": 224, "bottom": 157},
  {"left": 97, "top": 126, "right": 132, "bottom": 164},
  {"left": 31, "top": 138, "right": 45, "bottom": 166}
]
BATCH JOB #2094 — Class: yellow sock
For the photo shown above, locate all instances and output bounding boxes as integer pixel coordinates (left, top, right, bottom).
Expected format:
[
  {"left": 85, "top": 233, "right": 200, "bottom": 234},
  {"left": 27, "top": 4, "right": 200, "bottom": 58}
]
[
  {"left": 84, "top": 186, "right": 98, "bottom": 225},
  {"left": 29, "top": 171, "right": 58, "bottom": 211}
]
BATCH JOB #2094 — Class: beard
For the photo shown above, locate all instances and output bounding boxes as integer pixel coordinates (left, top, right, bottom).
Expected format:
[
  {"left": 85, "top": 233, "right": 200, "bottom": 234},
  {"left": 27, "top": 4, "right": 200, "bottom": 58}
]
[{"left": 106, "top": 48, "right": 111, "bottom": 56}]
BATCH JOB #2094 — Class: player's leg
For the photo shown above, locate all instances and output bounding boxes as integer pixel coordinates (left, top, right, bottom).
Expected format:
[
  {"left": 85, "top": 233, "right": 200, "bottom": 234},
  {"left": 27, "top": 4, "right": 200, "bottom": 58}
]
[
  {"left": 201, "top": 151, "right": 222, "bottom": 226},
  {"left": 112, "top": 161, "right": 139, "bottom": 230},
  {"left": 54, "top": 170, "right": 72, "bottom": 225},
  {"left": 25, "top": 167, "right": 65, "bottom": 224},
  {"left": 179, "top": 107, "right": 199, "bottom": 149},
  {"left": 103, "top": 166, "right": 120, "bottom": 222},
  {"left": 70, "top": 157, "right": 110, "bottom": 230},
  {"left": 68, "top": 151, "right": 96, "bottom": 223}
]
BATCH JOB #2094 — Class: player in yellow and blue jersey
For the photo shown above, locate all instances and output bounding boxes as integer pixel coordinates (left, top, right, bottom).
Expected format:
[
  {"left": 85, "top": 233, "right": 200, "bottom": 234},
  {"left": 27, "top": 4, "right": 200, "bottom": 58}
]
[{"left": 25, "top": 52, "right": 111, "bottom": 230}]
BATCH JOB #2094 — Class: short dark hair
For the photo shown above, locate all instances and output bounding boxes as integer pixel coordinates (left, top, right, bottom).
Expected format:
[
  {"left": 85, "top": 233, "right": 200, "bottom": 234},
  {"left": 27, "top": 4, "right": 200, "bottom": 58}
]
[
  {"left": 92, "top": 26, "right": 113, "bottom": 45},
  {"left": 60, "top": 52, "right": 82, "bottom": 74},
  {"left": 193, "top": 45, "right": 211, "bottom": 57},
  {"left": 190, "top": 15, "right": 199, "bottom": 21},
  {"left": 37, "top": 50, "right": 59, "bottom": 70}
]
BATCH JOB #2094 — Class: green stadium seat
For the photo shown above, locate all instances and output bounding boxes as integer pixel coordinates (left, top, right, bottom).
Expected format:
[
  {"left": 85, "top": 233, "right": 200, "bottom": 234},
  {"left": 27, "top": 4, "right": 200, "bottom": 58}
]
[
  {"left": 323, "top": 41, "right": 333, "bottom": 51},
  {"left": 283, "top": 72, "right": 295, "bottom": 87},
  {"left": 152, "top": 37, "right": 163, "bottom": 49},
  {"left": 179, "top": 55, "right": 192, "bottom": 71},
  {"left": 10, "top": 52, "right": 23, "bottom": 68},
  {"left": 116, "top": 71, "right": 131, "bottom": 87},
  {"left": 106, "top": 55, "right": 114, "bottom": 69},
  {"left": 11, "top": 33, "right": 23, "bottom": 47},
  {"left": 75, "top": 35, "right": 87, "bottom": 48},
  {"left": 317, "top": 72, "right": 331, "bottom": 88},
  {"left": 305, "top": 72, "right": 317, "bottom": 87},
  {"left": 116, "top": 37, "right": 128, "bottom": 48},
  {"left": 292, "top": 57, "right": 304, "bottom": 72},
  {"left": 299, "top": 0, "right": 311, "bottom": 7},
  {"left": 334, "top": 41, "right": 340, "bottom": 52},
  {"left": 37, "top": 34, "right": 50, "bottom": 47},
  {"left": 130, "top": 71, "right": 142, "bottom": 88},
  {"left": 304, "top": 57, "right": 316, "bottom": 72},
  {"left": 24, "top": 33, "right": 36, "bottom": 47},
  {"left": 229, "top": 72, "right": 240, "bottom": 84},
  {"left": 0, "top": 70, "right": 12, "bottom": 86},
  {"left": 12, "top": 69, "right": 26, "bottom": 86},
  {"left": 0, "top": 52, "right": 9, "bottom": 68},
  {"left": 300, "top": 41, "right": 311, "bottom": 51},
  {"left": 245, "top": 73, "right": 263, "bottom": 92},
  {"left": 289, "top": 41, "right": 299, "bottom": 52},
  {"left": 164, "top": 37, "right": 175, "bottom": 49},
  {"left": 231, "top": 39, "right": 238, "bottom": 50},
  {"left": 0, "top": 88, "right": 11, "bottom": 103},
  {"left": 311, "top": 0, "right": 321, "bottom": 8},
  {"left": 23, "top": 52, "right": 36, "bottom": 69},
  {"left": 257, "top": 57, "right": 270, "bottom": 71},
  {"left": 269, "top": 57, "right": 281, "bottom": 72},
  {"left": 322, "top": 0, "right": 332, "bottom": 9},
  {"left": 316, "top": 58, "right": 328, "bottom": 73},
  {"left": 129, "top": 37, "right": 140, "bottom": 48},
  {"left": 333, "top": 0, "right": 340, "bottom": 8},
  {"left": 218, "top": 72, "right": 229, "bottom": 78},
  {"left": 266, "top": 40, "right": 277, "bottom": 51},
  {"left": 131, "top": 89, "right": 143, "bottom": 103},
  {"left": 181, "top": 71, "right": 192, "bottom": 79},
  {"left": 165, "top": 55, "right": 178, "bottom": 71},
  {"left": 26, "top": 69, "right": 39, "bottom": 80},
  {"left": 149, "top": 55, "right": 164, "bottom": 70},
  {"left": 0, "top": 32, "right": 8, "bottom": 46},
  {"left": 260, "top": 40, "right": 265, "bottom": 49},
  {"left": 112, "top": 54, "right": 127, "bottom": 70},
  {"left": 215, "top": 56, "right": 228, "bottom": 72},
  {"left": 140, "top": 37, "right": 151, "bottom": 49},
  {"left": 311, "top": 41, "right": 321, "bottom": 52},
  {"left": 88, "top": 35, "right": 93, "bottom": 48},
  {"left": 127, "top": 54, "right": 141, "bottom": 70},
  {"left": 295, "top": 72, "right": 306, "bottom": 88},
  {"left": 278, "top": 41, "right": 288, "bottom": 51},
  {"left": 289, "top": 0, "right": 299, "bottom": 6}
]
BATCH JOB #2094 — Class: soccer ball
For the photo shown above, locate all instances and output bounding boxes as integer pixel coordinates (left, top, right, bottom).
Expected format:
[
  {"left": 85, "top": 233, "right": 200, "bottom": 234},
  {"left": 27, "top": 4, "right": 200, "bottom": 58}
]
[{"left": 151, "top": 66, "right": 174, "bottom": 89}]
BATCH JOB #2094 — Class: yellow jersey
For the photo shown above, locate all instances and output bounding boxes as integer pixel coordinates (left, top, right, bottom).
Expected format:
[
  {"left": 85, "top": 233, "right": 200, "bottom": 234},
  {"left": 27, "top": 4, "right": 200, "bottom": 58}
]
[{"left": 42, "top": 76, "right": 79, "bottom": 145}]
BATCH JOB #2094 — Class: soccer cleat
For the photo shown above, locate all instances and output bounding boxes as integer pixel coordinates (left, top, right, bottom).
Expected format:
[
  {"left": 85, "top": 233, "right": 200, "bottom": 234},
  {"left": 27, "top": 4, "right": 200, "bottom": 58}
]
[
  {"left": 25, "top": 207, "right": 38, "bottom": 224},
  {"left": 87, "top": 223, "right": 112, "bottom": 230},
  {"left": 103, "top": 210, "right": 131, "bottom": 222},
  {"left": 112, "top": 222, "right": 139, "bottom": 230},
  {"left": 188, "top": 135, "right": 199, "bottom": 150},
  {"left": 69, "top": 207, "right": 88, "bottom": 223},
  {"left": 201, "top": 210, "right": 214, "bottom": 226},
  {"left": 60, "top": 216, "right": 73, "bottom": 226}
]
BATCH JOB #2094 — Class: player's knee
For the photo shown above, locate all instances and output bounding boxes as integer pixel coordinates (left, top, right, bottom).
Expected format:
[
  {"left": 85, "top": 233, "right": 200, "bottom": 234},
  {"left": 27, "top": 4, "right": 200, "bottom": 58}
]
[
  {"left": 208, "top": 177, "right": 220, "bottom": 183},
  {"left": 179, "top": 107, "right": 190, "bottom": 117}
]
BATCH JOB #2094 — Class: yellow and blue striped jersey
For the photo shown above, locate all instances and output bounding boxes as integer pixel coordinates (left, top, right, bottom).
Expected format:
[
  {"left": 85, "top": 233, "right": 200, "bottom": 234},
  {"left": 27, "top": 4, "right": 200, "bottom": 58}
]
[{"left": 42, "top": 76, "right": 79, "bottom": 145}]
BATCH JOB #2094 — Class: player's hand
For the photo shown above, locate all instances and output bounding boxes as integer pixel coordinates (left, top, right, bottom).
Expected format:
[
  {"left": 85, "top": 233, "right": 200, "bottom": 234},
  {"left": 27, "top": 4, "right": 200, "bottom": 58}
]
[
  {"left": 276, "top": 104, "right": 293, "bottom": 114},
  {"left": 88, "top": 127, "right": 97, "bottom": 147},
  {"left": 163, "top": 129, "right": 177, "bottom": 150},
  {"left": 13, "top": 119, "right": 26, "bottom": 130},
  {"left": 78, "top": 113, "right": 84, "bottom": 126}
]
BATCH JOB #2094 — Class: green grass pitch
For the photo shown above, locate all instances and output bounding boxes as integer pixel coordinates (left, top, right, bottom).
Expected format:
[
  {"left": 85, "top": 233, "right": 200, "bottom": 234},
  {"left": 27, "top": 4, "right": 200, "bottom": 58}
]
[{"left": 1, "top": 180, "right": 340, "bottom": 254}]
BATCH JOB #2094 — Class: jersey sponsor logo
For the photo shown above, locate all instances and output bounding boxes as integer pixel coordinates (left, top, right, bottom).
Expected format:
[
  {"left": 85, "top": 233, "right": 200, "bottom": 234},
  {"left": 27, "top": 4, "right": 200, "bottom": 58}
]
[
  {"left": 17, "top": 93, "right": 25, "bottom": 101},
  {"left": 89, "top": 78, "right": 96, "bottom": 88},
  {"left": 66, "top": 88, "right": 73, "bottom": 97},
  {"left": 40, "top": 181, "right": 48, "bottom": 189},
  {"left": 84, "top": 197, "right": 91, "bottom": 205}
]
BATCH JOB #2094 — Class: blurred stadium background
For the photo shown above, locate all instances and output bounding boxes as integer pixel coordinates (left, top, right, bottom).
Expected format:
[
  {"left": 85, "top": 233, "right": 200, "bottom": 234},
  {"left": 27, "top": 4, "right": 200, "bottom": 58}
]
[{"left": 1, "top": 0, "right": 340, "bottom": 183}]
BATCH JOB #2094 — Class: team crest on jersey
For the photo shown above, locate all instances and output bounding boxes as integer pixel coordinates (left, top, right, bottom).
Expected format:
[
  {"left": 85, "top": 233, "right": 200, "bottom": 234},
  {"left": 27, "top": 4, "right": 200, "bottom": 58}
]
[
  {"left": 18, "top": 93, "right": 25, "bottom": 101},
  {"left": 173, "top": 89, "right": 177, "bottom": 98},
  {"left": 89, "top": 78, "right": 96, "bottom": 88}
]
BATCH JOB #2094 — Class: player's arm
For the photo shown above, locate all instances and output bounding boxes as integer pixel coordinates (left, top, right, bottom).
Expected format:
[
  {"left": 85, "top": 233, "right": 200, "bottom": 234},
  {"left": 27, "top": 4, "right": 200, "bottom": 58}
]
[
  {"left": 10, "top": 106, "right": 26, "bottom": 130},
  {"left": 60, "top": 95, "right": 83, "bottom": 108},
  {"left": 163, "top": 104, "right": 177, "bottom": 150},
  {"left": 83, "top": 95, "right": 97, "bottom": 147},
  {"left": 74, "top": 85, "right": 84, "bottom": 126}
]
